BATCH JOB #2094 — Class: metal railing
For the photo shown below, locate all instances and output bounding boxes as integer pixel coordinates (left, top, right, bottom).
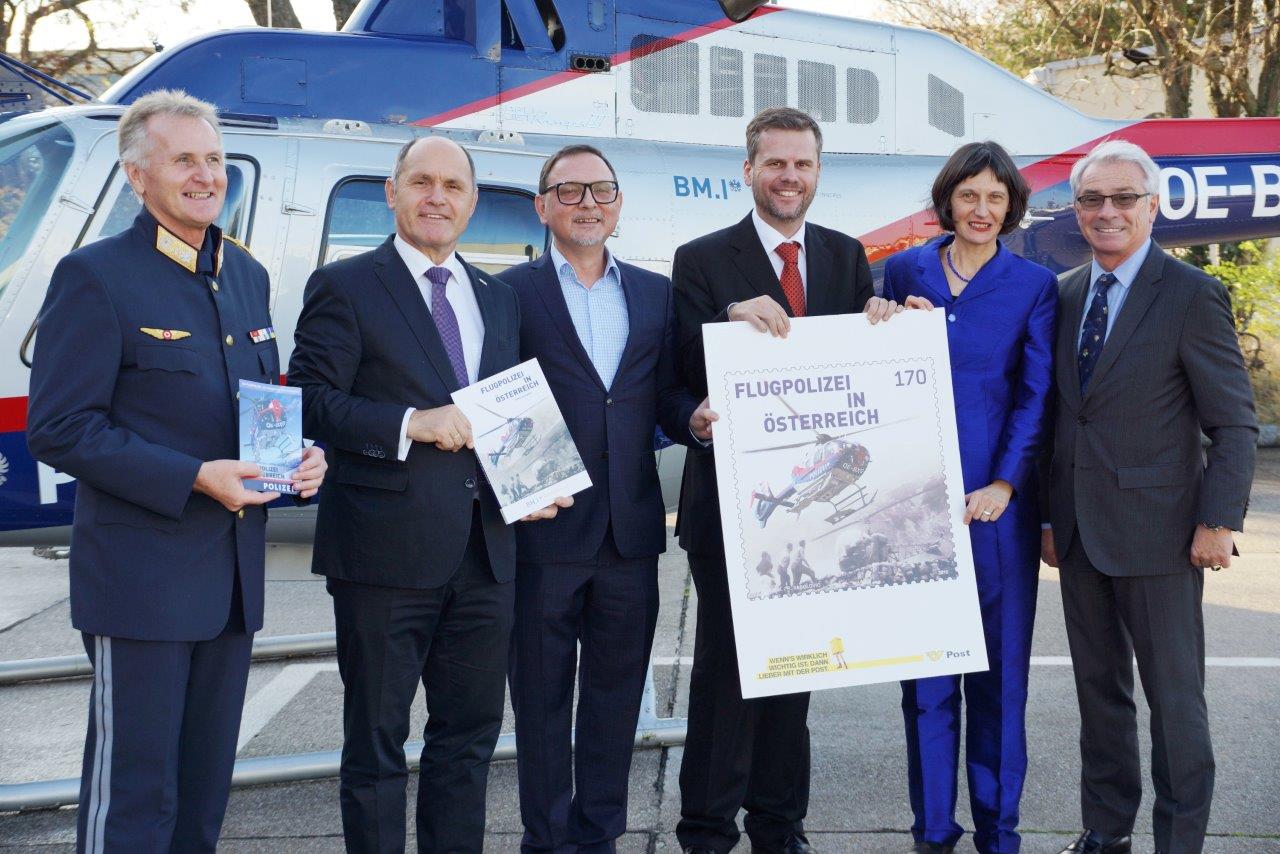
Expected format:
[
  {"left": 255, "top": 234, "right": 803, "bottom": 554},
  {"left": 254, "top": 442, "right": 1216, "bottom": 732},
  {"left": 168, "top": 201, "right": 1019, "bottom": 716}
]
[{"left": 0, "top": 637, "right": 687, "bottom": 812}]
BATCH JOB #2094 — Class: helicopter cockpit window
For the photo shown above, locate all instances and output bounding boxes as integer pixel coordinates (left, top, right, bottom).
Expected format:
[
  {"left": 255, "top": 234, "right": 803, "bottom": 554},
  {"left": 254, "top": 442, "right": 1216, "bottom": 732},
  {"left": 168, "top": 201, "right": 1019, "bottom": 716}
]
[
  {"left": 91, "top": 159, "right": 257, "bottom": 244},
  {"left": 322, "top": 178, "right": 546, "bottom": 274},
  {"left": 0, "top": 121, "right": 74, "bottom": 300}
]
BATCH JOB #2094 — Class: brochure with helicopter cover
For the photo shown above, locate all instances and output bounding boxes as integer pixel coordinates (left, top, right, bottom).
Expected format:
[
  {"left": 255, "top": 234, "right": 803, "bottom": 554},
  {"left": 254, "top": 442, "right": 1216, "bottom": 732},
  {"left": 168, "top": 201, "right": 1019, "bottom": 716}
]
[
  {"left": 704, "top": 311, "right": 987, "bottom": 698},
  {"left": 452, "top": 358, "right": 592, "bottom": 523},
  {"left": 238, "top": 379, "right": 303, "bottom": 495}
]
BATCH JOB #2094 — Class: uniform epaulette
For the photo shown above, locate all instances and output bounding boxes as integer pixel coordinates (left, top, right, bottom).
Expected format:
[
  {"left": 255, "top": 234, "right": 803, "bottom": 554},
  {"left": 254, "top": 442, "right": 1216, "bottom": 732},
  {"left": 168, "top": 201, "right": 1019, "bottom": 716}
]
[{"left": 223, "top": 235, "right": 255, "bottom": 260}]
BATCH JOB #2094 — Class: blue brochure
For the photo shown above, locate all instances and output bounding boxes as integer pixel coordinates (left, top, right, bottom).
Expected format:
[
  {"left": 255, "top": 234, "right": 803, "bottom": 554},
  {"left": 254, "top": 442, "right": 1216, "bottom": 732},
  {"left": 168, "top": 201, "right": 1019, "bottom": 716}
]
[{"left": 238, "top": 379, "right": 303, "bottom": 494}]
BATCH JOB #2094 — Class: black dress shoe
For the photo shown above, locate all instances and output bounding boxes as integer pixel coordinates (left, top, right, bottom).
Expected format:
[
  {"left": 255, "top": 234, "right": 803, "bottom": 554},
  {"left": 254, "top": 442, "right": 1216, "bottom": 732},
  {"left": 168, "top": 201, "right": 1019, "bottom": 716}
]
[
  {"left": 752, "top": 835, "right": 815, "bottom": 854},
  {"left": 683, "top": 847, "right": 717, "bottom": 854},
  {"left": 780, "top": 835, "right": 815, "bottom": 854},
  {"left": 1059, "top": 830, "right": 1132, "bottom": 854},
  {"left": 911, "top": 843, "right": 956, "bottom": 854}
]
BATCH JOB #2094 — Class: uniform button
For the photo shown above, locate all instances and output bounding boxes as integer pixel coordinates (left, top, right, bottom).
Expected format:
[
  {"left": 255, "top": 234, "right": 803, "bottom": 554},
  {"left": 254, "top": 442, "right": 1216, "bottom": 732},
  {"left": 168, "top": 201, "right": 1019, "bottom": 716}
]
[
  {"left": 605, "top": 398, "right": 613, "bottom": 406},
  {"left": 225, "top": 334, "right": 234, "bottom": 346},
  {"left": 947, "top": 313, "right": 957, "bottom": 323},
  {"left": 1078, "top": 415, "right": 1088, "bottom": 425},
  {"left": 237, "top": 509, "right": 245, "bottom": 519},
  {"left": 464, "top": 477, "right": 476, "bottom": 489},
  {"left": 210, "top": 282, "right": 219, "bottom": 293}
]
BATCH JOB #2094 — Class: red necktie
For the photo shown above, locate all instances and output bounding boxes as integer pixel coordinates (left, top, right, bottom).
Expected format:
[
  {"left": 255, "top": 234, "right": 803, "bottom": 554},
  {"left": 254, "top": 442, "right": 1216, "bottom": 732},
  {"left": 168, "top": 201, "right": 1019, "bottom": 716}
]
[{"left": 775, "top": 241, "right": 806, "bottom": 317}]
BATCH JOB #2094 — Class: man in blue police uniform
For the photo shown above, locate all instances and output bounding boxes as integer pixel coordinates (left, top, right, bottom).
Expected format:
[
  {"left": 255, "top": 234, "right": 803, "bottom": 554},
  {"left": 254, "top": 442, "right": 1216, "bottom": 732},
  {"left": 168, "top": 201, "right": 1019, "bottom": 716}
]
[
  {"left": 497, "top": 144, "right": 714, "bottom": 853},
  {"left": 27, "top": 89, "right": 326, "bottom": 853}
]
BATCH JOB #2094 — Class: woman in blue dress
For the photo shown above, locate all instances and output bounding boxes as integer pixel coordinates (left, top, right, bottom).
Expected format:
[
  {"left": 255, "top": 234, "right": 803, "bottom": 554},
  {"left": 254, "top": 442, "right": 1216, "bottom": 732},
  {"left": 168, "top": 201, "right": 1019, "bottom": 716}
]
[{"left": 883, "top": 141, "right": 1058, "bottom": 854}]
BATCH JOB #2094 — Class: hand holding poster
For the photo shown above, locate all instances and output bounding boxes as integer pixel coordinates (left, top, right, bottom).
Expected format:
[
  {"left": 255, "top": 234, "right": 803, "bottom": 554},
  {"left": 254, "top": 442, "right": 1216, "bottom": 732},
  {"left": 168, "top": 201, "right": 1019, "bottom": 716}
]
[
  {"left": 704, "top": 311, "right": 988, "bottom": 698},
  {"left": 452, "top": 358, "right": 592, "bottom": 523}
]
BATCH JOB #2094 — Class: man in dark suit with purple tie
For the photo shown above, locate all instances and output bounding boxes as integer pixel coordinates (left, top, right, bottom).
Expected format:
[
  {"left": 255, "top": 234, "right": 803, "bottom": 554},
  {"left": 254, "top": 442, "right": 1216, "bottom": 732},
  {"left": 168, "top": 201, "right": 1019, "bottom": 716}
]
[{"left": 288, "top": 135, "right": 566, "bottom": 853}]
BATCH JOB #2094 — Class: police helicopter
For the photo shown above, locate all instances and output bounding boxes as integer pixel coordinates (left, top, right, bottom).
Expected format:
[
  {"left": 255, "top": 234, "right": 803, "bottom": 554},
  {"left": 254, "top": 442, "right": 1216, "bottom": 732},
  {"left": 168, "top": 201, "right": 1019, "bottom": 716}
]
[
  {"left": 746, "top": 399, "right": 913, "bottom": 527},
  {"left": 2, "top": 0, "right": 1279, "bottom": 546},
  {"left": 476, "top": 403, "right": 540, "bottom": 467}
]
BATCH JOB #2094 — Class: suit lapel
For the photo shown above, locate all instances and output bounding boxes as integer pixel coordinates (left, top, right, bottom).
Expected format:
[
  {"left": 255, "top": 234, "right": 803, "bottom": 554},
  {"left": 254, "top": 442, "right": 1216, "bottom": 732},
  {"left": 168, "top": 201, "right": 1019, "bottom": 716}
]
[
  {"left": 802, "top": 224, "right": 834, "bottom": 317},
  {"left": 458, "top": 253, "right": 504, "bottom": 383},
  {"left": 915, "top": 240, "right": 953, "bottom": 307},
  {"left": 727, "top": 215, "right": 793, "bottom": 313},
  {"left": 372, "top": 238, "right": 462, "bottom": 392},
  {"left": 531, "top": 253, "right": 607, "bottom": 391},
  {"left": 1085, "top": 246, "right": 1165, "bottom": 397},
  {"left": 613, "top": 262, "right": 645, "bottom": 383},
  {"left": 1057, "top": 265, "right": 1090, "bottom": 404}
]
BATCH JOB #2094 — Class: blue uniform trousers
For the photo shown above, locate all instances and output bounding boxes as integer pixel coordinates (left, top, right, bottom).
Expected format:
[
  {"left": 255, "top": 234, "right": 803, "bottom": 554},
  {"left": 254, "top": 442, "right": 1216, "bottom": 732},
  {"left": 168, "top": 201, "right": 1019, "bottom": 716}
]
[
  {"left": 76, "top": 586, "right": 252, "bottom": 853},
  {"left": 509, "top": 531, "right": 660, "bottom": 854},
  {"left": 900, "top": 518, "right": 1038, "bottom": 854}
]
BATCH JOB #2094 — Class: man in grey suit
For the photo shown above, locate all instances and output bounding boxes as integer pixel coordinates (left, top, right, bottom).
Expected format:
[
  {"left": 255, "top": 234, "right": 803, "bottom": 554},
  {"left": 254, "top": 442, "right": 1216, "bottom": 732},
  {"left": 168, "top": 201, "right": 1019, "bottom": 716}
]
[{"left": 1041, "top": 140, "right": 1257, "bottom": 854}]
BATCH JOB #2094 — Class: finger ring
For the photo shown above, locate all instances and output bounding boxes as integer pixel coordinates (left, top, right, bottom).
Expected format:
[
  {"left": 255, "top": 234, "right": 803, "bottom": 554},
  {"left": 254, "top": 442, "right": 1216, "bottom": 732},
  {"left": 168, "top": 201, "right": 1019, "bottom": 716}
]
[
  {"left": 981, "top": 510, "right": 992, "bottom": 516},
  {"left": 1212, "top": 565, "right": 1222, "bottom": 572}
]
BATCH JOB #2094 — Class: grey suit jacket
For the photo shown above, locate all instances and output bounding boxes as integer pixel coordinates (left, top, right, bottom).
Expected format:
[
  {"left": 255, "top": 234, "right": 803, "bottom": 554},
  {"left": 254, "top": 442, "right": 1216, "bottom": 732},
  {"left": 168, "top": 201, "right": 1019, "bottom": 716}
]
[{"left": 1045, "top": 243, "right": 1257, "bottom": 575}]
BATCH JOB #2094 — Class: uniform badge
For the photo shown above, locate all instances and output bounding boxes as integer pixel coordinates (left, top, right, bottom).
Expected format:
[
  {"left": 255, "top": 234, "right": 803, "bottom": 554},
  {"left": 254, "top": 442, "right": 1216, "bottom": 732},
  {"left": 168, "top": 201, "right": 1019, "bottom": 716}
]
[
  {"left": 248, "top": 326, "right": 277, "bottom": 344},
  {"left": 140, "top": 327, "right": 192, "bottom": 341},
  {"left": 155, "top": 227, "right": 198, "bottom": 273}
]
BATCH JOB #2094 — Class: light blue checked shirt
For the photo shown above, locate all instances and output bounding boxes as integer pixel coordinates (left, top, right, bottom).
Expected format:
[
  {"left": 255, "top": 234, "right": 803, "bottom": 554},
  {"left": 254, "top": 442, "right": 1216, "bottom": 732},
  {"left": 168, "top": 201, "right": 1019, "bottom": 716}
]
[{"left": 551, "top": 242, "right": 629, "bottom": 390}]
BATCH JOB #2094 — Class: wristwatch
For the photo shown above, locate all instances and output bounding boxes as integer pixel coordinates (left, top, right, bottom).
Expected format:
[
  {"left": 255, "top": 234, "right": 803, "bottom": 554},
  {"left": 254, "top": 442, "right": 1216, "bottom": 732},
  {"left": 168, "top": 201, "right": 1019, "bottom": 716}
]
[{"left": 1201, "top": 522, "right": 1226, "bottom": 532}]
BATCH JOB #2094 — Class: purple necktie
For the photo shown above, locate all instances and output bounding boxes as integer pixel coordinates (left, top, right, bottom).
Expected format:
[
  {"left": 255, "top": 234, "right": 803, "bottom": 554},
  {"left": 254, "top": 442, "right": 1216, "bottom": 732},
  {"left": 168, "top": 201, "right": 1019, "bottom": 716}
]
[{"left": 425, "top": 266, "right": 468, "bottom": 387}]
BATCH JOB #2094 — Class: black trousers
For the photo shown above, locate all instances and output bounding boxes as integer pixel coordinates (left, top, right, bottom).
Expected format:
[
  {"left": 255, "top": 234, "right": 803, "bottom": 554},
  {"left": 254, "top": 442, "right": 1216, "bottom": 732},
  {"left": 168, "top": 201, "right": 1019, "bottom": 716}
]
[
  {"left": 1059, "top": 535, "right": 1213, "bottom": 854},
  {"left": 77, "top": 582, "right": 251, "bottom": 854},
  {"left": 676, "top": 550, "right": 811, "bottom": 853},
  {"left": 330, "top": 507, "right": 514, "bottom": 854},
  {"left": 509, "top": 532, "right": 660, "bottom": 853}
]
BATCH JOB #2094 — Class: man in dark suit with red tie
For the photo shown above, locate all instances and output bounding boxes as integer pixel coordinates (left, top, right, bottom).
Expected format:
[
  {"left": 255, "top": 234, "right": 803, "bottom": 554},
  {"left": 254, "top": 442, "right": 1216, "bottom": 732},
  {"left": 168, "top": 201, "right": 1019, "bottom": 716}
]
[
  {"left": 288, "top": 135, "right": 566, "bottom": 853},
  {"left": 671, "top": 107, "right": 904, "bottom": 854}
]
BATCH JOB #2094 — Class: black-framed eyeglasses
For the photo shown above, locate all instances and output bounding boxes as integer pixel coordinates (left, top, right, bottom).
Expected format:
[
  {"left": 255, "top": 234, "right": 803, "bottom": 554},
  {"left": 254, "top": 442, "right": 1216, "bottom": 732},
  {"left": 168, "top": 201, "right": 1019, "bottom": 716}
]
[
  {"left": 1074, "top": 192, "right": 1151, "bottom": 211},
  {"left": 542, "top": 180, "right": 620, "bottom": 205}
]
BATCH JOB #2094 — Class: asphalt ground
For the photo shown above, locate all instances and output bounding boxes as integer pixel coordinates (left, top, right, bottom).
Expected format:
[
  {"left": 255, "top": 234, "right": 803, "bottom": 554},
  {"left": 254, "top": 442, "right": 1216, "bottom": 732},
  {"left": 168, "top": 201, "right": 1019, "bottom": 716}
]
[{"left": 2, "top": 449, "right": 1278, "bottom": 852}]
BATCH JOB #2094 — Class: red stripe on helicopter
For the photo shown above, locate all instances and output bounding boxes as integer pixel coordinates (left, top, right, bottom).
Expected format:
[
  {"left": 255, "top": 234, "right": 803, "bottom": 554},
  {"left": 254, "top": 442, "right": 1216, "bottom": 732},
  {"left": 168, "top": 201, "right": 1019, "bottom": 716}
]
[
  {"left": 414, "top": 6, "right": 780, "bottom": 127},
  {"left": 859, "top": 117, "right": 1280, "bottom": 262}
]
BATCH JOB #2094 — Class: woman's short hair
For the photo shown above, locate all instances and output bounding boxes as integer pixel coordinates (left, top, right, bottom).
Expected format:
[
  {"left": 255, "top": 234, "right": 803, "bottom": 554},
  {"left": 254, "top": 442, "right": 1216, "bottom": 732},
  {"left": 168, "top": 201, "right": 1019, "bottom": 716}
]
[
  {"left": 118, "top": 89, "right": 221, "bottom": 168},
  {"left": 1069, "top": 139, "right": 1161, "bottom": 197},
  {"left": 930, "top": 141, "right": 1029, "bottom": 236}
]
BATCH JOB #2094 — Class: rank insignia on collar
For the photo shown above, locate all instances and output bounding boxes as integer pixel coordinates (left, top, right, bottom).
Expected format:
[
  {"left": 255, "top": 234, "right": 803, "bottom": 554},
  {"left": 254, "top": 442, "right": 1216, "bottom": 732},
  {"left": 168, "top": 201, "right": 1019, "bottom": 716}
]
[
  {"left": 140, "top": 327, "right": 192, "bottom": 341},
  {"left": 248, "top": 326, "right": 276, "bottom": 344},
  {"left": 155, "top": 227, "right": 198, "bottom": 273}
]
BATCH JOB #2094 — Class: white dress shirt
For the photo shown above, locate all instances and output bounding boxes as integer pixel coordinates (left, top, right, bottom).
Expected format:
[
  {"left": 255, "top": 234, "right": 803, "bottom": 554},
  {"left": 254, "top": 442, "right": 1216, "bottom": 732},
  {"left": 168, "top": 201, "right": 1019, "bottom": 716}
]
[
  {"left": 394, "top": 235, "right": 486, "bottom": 459},
  {"left": 751, "top": 208, "right": 809, "bottom": 297}
]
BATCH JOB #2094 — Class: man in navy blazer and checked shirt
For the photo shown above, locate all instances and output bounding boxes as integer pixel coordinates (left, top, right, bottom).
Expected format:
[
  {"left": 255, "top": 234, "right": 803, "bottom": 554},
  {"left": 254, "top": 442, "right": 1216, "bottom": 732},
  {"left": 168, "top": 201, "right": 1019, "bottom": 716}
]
[
  {"left": 27, "top": 89, "right": 326, "bottom": 852},
  {"left": 497, "top": 144, "right": 715, "bottom": 853}
]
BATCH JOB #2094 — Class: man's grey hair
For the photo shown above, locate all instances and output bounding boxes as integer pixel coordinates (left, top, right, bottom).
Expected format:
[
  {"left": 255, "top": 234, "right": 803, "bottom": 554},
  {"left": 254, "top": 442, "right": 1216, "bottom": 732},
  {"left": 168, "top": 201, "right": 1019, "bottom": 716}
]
[
  {"left": 1069, "top": 139, "right": 1161, "bottom": 197},
  {"left": 391, "top": 135, "right": 477, "bottom": 187},
  {"left": 118, "top": 89, "right": 221, "bottom": 168}
]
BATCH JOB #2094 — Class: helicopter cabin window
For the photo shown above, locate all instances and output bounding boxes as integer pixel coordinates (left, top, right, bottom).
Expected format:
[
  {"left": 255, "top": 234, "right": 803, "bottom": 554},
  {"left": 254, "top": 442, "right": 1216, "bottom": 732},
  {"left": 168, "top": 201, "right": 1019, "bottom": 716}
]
[
  {"left": 847, "top": 67, "right": 880, "bottom": 124},
  {"left": 928, "top": 74, "right": 966, "bottom": 137},
  {"left": 629, "top": 35, "right": 699, "bottom": 115},
  {"left": 798, "top": 61, "right": 837, "bottom": 123},
  {"left": 0, "top": 121, "right": 74, "bottom": 299},
  {"left": 322, "top": 179, "right": 545, "bottom": 274},
  {"left": 91, "top": 159, "right": 257, "bottom": 245},
  {"left": 710, "top": 46, "right": 744, "bottom": 118},
  {"left": 754, "top": 54, "right": 787, "bottom": 112}
]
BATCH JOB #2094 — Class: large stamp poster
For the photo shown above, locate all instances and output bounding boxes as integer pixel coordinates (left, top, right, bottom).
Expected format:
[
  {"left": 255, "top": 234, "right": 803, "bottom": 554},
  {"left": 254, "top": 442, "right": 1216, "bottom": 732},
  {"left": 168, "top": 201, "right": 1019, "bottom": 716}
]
[{"left": 704, "top": 312, "right": 988, "bottom": 698}]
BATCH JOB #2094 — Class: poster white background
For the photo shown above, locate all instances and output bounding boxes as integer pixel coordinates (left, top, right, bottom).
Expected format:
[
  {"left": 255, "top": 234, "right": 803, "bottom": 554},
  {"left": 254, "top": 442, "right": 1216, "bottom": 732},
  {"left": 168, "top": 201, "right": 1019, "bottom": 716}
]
[{"left": 704, "top": 312, "right": 988, "bottom": 698}]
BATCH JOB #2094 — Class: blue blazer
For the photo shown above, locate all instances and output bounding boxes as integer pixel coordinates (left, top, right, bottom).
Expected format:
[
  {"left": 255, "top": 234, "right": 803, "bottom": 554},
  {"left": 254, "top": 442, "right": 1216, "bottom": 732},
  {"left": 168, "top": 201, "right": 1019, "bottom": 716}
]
[
  {"left": 28, "top": 210, "right": 278, "bottom": 641},
  {"left": 288, "top": 237, "right": 520, "bottom": 588},
  {"left": 883, "top": 236, "right": 1057, "bottom": 565},
  {"left": 498, "top": 252, "right": 698, "bottom": 563}
]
